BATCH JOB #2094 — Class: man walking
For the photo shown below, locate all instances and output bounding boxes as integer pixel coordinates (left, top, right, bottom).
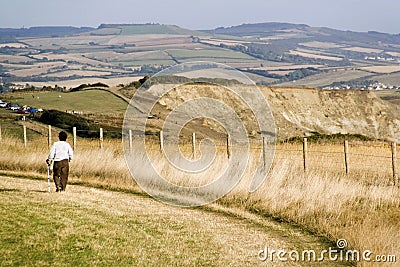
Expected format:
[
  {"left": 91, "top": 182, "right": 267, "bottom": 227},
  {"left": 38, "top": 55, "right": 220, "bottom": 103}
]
[{"left": 46, "top": 131, "right": 74, "bottom": 192}]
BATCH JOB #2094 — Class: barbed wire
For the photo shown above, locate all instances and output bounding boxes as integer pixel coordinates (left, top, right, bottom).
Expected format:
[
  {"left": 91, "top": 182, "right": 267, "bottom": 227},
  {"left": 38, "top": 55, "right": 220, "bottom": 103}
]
[{"left": 0, "top": 126, "right": 399, "bottom": 162}]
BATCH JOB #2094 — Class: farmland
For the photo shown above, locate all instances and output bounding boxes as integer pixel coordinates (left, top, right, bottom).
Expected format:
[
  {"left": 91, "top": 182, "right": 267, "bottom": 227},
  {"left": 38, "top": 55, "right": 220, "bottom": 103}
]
[{"left": 1, "top": 22, "right": 400, "bottom": 89}]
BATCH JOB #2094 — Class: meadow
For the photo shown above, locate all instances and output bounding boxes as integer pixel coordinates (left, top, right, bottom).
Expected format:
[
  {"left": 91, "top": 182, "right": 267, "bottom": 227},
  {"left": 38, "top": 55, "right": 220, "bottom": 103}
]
[
  {"left": 2, "top": 89, "right": 128, "bottom": 115},
  {"left": 0, "top": 131, "right": 398, "bottom": 266}
]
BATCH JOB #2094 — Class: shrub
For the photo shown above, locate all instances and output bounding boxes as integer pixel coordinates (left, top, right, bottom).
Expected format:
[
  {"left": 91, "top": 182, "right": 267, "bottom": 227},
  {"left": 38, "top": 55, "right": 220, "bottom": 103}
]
[{"left": 38, "top": 110, "right": 121, "bottom": 139}]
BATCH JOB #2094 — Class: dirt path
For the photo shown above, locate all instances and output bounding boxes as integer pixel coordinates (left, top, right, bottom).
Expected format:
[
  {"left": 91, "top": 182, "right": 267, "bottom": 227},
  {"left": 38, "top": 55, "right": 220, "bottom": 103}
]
[{"left": 0, "top": 176, "right": 348, "bottom": 266}]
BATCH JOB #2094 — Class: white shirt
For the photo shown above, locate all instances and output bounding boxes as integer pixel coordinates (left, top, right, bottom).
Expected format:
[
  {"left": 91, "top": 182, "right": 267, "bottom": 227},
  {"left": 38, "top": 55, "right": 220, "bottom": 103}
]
[{"left": 48, "top": 141, "right": 74, "bottom": 162}]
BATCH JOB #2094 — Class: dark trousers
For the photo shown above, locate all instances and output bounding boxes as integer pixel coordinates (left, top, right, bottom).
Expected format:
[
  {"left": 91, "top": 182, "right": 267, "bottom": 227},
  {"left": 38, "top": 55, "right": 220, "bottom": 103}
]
[{"left": 53, "top": 159, "right": 69, "bottom": 191}]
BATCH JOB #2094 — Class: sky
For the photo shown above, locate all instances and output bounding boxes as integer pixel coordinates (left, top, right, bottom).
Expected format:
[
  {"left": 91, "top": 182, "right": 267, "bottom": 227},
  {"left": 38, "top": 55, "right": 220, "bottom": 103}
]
[{"left": 1, "top": 0, "right": 399, "bottom": 34}]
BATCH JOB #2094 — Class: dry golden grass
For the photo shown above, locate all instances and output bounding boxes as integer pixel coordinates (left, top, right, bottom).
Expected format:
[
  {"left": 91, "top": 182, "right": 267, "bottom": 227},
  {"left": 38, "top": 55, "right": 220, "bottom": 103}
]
[
  {"left": 0, "top": 135, "right": 399, "bottom": 266},
  {"left": 44, "top": 69, "right": 113, "bottom": 78},
  {"left": 361, "top": 65, "right": 400, "bottom": 74},
  {"left": 343, "top": 47, "right": 384, "bottom": 54},
  {"left": 8, "top": 62, "right": 66, "bottom": 77},
  {"left": 289, "top": 50, "right": 343, "bottom": 61}
]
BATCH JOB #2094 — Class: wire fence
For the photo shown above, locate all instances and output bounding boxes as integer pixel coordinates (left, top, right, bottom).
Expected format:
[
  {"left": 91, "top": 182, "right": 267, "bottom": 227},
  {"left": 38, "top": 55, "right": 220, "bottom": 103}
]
[{"left": 0, "top": 124, "right": 399, "bottom": 186}]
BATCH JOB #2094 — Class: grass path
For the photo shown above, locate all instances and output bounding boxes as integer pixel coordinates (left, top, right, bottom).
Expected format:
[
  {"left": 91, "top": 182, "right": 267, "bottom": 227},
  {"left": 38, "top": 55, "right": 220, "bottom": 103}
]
[{"left": 0, "top": 176, "right": 348, "bottom": 266}]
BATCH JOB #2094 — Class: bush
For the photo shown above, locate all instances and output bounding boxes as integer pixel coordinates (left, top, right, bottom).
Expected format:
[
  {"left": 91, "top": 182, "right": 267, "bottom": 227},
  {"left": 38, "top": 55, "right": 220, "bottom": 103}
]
[
  {"left": 38, "top": 110, "right": 121, "bottom": 139},
  {"left": 70, "top": 82, "right": 109, "bottom": 92},
  {"left": 284, "top": 132, "right": 373, "bottom": 144}
]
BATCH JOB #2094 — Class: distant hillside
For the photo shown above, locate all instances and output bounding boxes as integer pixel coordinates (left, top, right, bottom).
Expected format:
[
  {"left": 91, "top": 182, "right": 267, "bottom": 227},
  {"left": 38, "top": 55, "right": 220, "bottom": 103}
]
[
  {"left": 203, "top": 22, "right": 310, "bottom": 36},
  {"left": 0, "top": 23, "right": 203, "bottom": 42},
  {"left": 0, "top": 26, "right": 94, "bottom": 41},
  {"left": 97, "top": 23, "right": 205, "bottom": 36},
  {"left": 203, "top": 22, "right": 400, "bottom": 45}
]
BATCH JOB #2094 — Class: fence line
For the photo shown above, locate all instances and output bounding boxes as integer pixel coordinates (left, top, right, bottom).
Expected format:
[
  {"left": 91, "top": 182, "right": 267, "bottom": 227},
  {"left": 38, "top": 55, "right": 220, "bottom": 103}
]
[{"left": 1, "top": 124, "right": 398, "bottom": 185}]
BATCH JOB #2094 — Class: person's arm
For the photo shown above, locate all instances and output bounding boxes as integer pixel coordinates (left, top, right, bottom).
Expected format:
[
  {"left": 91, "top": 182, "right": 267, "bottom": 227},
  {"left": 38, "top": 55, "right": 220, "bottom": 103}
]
[{"left": 47, "top": 143, "right": 56, "bottom": 165}]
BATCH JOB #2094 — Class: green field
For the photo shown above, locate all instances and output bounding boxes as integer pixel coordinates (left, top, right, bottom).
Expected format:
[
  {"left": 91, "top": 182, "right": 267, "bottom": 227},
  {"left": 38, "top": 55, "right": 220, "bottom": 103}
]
[{"left": 3, "top": 90, "right": 128, "bottom": 115}]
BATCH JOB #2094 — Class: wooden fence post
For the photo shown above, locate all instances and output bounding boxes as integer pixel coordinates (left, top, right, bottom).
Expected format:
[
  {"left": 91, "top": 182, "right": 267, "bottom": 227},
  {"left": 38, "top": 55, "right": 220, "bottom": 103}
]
[
  {"left": 192, "top": 132, "right": 196, "bottom": 159},
  {"left": 159, "top": 130, "right": 164, "bottom": 151},
  {"left": 262, "top": 136, "right": 267, "bottom": 168},
  {"left": 226, "top": 134, "right": 231, "bottom": 159},
  {"left": 392, "top": 142, "right": 398, "bottom": 186},
  {"left": 99, "top": 128, "right": 104, "bottom": 149},
  {"left": 129, "top": 129, "right": 133, "bottom": 152},
  {"left": 48, "top": 125, "right": 52, "bottom": 148},
  {"left": 303, "top": 137, "right": 308, "bottom": 172},
  {"left": 23, "top": 125, "right": 27, "bottom": 147},
  {"left": 73, "top": 127, "right": 77, "bottom": 151},
  {"left": 344, "top": 140, "right": 349, "bottom": 174}
]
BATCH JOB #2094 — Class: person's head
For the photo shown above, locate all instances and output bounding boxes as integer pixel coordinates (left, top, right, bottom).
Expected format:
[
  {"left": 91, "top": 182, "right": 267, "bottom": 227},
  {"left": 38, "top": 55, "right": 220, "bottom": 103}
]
[{"left": 58, "top": 131, "right": 67, "bottom": 141}]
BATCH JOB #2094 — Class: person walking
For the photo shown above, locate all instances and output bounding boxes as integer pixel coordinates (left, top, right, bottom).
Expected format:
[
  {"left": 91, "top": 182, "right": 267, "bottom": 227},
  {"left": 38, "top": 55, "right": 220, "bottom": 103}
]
[{"left": 46, "top": 131, "right": 74, "bottom": 192}]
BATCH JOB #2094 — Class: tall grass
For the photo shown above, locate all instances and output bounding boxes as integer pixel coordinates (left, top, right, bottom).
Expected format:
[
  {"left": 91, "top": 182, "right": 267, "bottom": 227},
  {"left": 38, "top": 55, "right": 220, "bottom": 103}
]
[{"left": 0, "top": 135, "right": 399, "bottom": 266}]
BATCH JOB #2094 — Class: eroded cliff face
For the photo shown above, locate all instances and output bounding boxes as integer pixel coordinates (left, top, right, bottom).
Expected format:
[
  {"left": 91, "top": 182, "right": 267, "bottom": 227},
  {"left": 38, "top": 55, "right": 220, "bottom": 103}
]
[
  {"left": 143, "top": 84, "right": 400, "bottom": 142},
  {"left": 264, "top": 87, "right": 400, "bottom": 141}
]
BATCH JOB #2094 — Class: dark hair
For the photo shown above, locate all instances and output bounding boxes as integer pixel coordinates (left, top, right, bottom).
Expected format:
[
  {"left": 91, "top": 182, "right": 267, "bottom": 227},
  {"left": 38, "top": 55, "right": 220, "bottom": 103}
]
[{"left": 58, "top": 131, "right": 67, "bottom": 141}]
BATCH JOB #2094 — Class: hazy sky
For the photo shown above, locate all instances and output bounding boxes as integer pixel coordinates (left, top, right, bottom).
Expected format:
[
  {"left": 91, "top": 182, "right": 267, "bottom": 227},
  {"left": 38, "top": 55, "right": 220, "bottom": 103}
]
[{"left": 1, "top": 0, "right": 399, "bottom": 34}]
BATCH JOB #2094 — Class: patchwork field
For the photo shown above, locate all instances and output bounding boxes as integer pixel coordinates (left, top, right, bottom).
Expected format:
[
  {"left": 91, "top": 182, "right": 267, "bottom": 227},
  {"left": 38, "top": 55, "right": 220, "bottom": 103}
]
[{"left": 2, "top": 23, "right": 400, "bottom": 89}]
